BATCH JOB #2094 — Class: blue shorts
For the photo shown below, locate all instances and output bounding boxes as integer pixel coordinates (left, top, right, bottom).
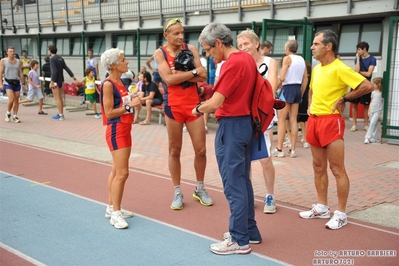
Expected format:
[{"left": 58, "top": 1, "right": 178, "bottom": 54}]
[
  {"left": 4, "top": 84, "right": 22, "bottom": 92},
  {"left": 279, "top": 84, "right": 301, "bottom": 104},
  {"left": 152, "top": 71, "right": 163, "bottom": 83}
]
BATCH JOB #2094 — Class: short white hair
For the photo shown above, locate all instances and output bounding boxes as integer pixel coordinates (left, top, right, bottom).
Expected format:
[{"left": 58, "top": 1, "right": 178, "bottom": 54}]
[{"left": 101, "top": 48, "right": 124, "bottom": 71}]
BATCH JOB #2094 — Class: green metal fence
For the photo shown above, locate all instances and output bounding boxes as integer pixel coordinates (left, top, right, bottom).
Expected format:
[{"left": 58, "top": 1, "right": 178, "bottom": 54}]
[{"left": 382, "top": 16, "right": 399, "bottom": 141}]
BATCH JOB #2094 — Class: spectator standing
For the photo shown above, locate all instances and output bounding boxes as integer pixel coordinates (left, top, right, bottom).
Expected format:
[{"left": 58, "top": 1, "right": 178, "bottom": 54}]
[
  {"left": 194, "top": 21, "right": 262, "bottom": 255},
  {"left": 100, "top": 48, "right": 141, "bottom": 229},
  {"left": 135, "top": 71, "right": 163, "bottom": 125},
  {"left": 154, "top": 18, "right": 212, "bottom": 210},
  {"left": 364, "top": 77, "right": 383, "bottom": 144},
  {"left": 79, "top": 68, "right": 100, "bottom": 119},
  {"left": 260, "top": 40, "right": 273, "bottom": 56},
  {"left": 42, "top": 56, "right": 52, "bottom": 97},
  {"left": 299, "top": 29, "right": 374, "bottom": 230},
  {"left": 146, "top": 51, "right": 163, "bottom": 88},
  {"left": 297, "top": 61, "right": 312, "bottom": 148},
  {"left": 272, "top": 39, "right": 308, "bottom": 158},
  {"left": 48, "top": 44, "right": 78, "bottom": 121},
  {"left": 87, "top": 49, "right": 100, "bottom": 80},
  {"left": 19, "top": 60, "right": 47, "bottom": 115},
  {"left": 350, "top": 41, "right": 377, "bottom": 132},
  {"left": 20, "top": 50, "right": 31, "bottom": 94},
  {"left": 0, "top": 46, "right": 26, "bottom": 123}
]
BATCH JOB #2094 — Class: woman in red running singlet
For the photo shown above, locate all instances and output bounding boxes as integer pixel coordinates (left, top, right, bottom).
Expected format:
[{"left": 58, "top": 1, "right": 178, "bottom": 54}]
[{"left": 100, "top": 48, "right": 141, "bottom": 229}]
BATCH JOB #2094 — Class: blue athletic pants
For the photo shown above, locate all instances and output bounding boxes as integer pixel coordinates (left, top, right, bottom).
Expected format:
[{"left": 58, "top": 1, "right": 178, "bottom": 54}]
[{"left": 215, "top": 115, "right": 262, "bottom": 246}]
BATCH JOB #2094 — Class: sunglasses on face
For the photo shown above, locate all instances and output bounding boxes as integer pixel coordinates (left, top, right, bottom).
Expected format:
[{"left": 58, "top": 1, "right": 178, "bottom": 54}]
[{"left": 164, "top": 18, "right": 182, "bottom": 32}]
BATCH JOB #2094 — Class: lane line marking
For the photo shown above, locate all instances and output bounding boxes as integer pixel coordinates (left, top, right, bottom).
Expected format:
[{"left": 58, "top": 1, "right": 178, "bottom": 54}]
[{"left": 0, "top": 242, "right": 46, "bottom": 266}]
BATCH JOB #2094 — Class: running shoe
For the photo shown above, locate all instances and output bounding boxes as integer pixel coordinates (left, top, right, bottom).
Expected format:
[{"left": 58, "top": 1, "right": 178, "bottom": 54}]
[
  {"left": 364, "top": 138, "right": 370, "bottom": 144},
  {"left": 110, "top": 210, "right": 129, "bottom": 229},
  {"left": 210, "top": 238, "right": 251, "bottom": 255},
  {"left": 223, "top": 232, "right": 261, "bottom": 244},
  {"left": 105, "top": 206, "right": 134, "bottom": 219},
  {"left": 193, "top": 187, "right": 213, "bottom": 206},
  {"left": 325, "top": 210, "right": 348, "bottom": 230},
  {"left": 289, "top": 150, "right": 297, "bottom": 158},
  {"left": 283, "top": 139, "right": 291, "bottom": 148},
  {"left": 5, "top": 113, "right": 10, "bottom": 122},
  {"left": 350, "top": 125, "right": 357, "bottom": 132},
  {"left": 12, "top": 116, "right": 20, "bottom": 123},
  {"left": 94, "top": 114, "right": 100, "bottom": 119},
  {"left": 263, "top": 195, "right": 276, "bottom": 214},
  {"left": 271, "top": 148, "right": 284, "bottom": 158},
  {"left": 52, "top": 114, "right": 65, "bottom": 121},
  {"left": 299, "top": 204, "right": 330, "bottom": 219},
  {"left": 171, "top": 192, "right": 184, "bottom": 210},
  {"left": 364, "top": 126, "right": 369, "bottom": 131}
]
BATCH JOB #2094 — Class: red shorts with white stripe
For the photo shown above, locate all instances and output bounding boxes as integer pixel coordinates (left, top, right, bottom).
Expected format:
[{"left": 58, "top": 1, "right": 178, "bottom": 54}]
[{"left": 307, "top": 114, "right": 345, "bottom": 148}]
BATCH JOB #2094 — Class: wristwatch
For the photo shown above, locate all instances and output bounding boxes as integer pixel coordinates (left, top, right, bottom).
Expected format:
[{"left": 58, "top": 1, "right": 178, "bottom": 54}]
[
  {"left": 124, "top": 104, "right": 131, "bottom": 112},
  {"left": 342, "top": 95, "right": 349, "bottom": 103},
  {"left": 192, "top": 69, "right": 198, "bottom": 76},
  {"left": 195, "top": 103, "right": 202, "bottom": 116}
]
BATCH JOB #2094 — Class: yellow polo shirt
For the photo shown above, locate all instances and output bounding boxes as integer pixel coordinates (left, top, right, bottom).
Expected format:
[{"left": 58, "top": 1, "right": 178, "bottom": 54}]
[{"left": 310, "top": 59, "right": 365, "bottom": 115}]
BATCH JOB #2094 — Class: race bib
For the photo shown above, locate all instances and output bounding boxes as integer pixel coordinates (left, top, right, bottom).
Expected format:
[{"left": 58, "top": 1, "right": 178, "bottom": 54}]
[
  {"left": 85, "top": 81, "right": 96, "bottom": 94},
  {"left": 122, "top": 95, "right": 132, "bottom": 113}
]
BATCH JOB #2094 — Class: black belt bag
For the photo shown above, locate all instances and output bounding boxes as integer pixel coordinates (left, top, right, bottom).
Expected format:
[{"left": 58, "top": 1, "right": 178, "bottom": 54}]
[{"left": 5, "top": 78, "right": 21, "bottom": 87}]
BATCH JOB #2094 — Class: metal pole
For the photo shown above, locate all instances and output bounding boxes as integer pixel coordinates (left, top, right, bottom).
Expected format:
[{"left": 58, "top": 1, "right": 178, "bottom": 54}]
[
  {"left": 137, "top": 28, "right": 141, "bottom": 72},
  {"left": 82, "top": 31, "right": 86, "bottom": 76}
]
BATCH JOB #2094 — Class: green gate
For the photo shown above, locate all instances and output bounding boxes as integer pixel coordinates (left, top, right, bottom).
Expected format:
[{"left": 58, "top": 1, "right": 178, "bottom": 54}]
[
  {"left": 382, "top": 16, "right": 399, "bottom": 142},
  {"left": 258, "top": 18, "right": 314, "bottom": 63}
]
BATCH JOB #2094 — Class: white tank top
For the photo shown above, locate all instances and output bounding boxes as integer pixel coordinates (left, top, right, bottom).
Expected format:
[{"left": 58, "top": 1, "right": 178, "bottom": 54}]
[
  {"left": 282, "top": 54, "right": 305, "bottom": 85},
  {"left": 259, "top": 56, "right": 271, "bottom": 79}
]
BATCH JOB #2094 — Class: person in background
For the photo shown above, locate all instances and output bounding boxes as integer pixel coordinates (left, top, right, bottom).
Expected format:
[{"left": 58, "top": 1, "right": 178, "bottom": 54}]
[
  {"left": 272, "top": 39, "right": 308, "bottom": 158},
  {"left": 146, "top": 50, "right": 163, "bottom": 89},
  {"left": 297, "top": 61, "right": 312, "bottom": 149},
  {"left": 350, "top": 41, "right": 377, "bottom": 132},
  {"left": 48, "top": 44, "right": 78, "bottom": 121},
  {"left": 194, "top": 21, "right": 262, "bottom": 255},
  {"left": 87, "top": 49, "right": 100, "bottom": 80},
  {"left": 299, "top": 29, "right": 374, "bottom": 230},
  {"left": 0, "top": 46, "right": 26, "bottom": 123},
  {"left": 79, "top": 68, "right": 101, "bottom": 119},
  {"left": 364, "top": 77, "right": 383, "bottom": 144},
  {"left": 100, "top": 48, "right": 141, "bottom": 229},
  {"left": 260, "top": 40, "right": 273, "bottom": 56},
  {"left": 155, "top": 18, "right": 212, "bottom": 210},
  {"left": 135, "top": 71, "right": 163, "bottom": 125},
  {"left": 236, "top": 29, "right": 279, "bottom": 214},
  {"left": 19, "top": 60, "right": 47, "bottom": 115},
  {"left": 20, "top": 50, "right": 31, "bottom": 95},
  {"left": 42, "top": 55, "right": 52, "bottom": 97}
]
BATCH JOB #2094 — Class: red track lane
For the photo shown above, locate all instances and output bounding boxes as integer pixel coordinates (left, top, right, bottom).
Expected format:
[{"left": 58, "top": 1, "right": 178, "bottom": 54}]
[{"left": 1, "top": 140, "right": 398, "bottom": 266}]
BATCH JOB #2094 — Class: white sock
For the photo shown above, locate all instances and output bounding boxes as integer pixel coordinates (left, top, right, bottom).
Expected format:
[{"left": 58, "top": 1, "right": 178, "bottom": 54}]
[
  {"left": 174, "top": 185, "right": 181, "bottom": 194},
  {"left": 316, "top": 203, "right": 329, "bottom": 212},
  {"left": 335, "top": 210, "right": 347, "bottom": 218}
]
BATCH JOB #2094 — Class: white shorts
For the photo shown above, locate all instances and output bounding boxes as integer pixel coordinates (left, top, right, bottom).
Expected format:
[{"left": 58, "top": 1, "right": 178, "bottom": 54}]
[{"left": 27, "top": 88, "right": 44, "bottom": 101}]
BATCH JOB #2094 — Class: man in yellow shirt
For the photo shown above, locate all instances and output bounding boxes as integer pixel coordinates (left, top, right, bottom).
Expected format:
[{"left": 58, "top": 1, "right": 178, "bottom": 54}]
[{"left": 299, "top": 30, "right": 374, "bottom": 230}]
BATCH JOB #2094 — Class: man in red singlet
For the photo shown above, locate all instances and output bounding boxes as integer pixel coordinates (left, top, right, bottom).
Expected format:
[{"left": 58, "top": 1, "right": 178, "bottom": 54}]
[{"left": 154, "top": 18, "right": 213, "bottom": 210}]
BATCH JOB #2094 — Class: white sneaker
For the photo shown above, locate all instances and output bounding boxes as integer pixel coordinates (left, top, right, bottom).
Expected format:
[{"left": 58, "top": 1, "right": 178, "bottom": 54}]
[
  {"left": 222, "top": 232, "right": 261, "bottom": 244},
  {"left": 110, "top": 210, "right": 129, "bottom": 229},
  {"left": 302, "top": 140, "right": 310, "bottom": 148},
  {"left": 263, "top": 195, "right": 276, "bottom": 214},
  {"left": 325, "top": 210, "right": 348, "bottom": 230},
  {"left": 210, "top": 238, "right": 251, "bottom": 255},
  {"left": 94, "top": 114, "right": 100, "bottom": 119},
  {"left": 283, "top": 139, "right": 291, "bottom": 148},
  {"left": 289, "top": 150, "right": 297, "bottom": 158},
  {"left": 364, "top": 138, "right": 370, "bottom": 144},
  {"left": 299, "top": 204, "right": 330, "bottom": 219},
  {"left": 183, "top": 126, "right": 188, "bottom": 132},
  {"left": 364, "top": 126, "right": 369, "bottom": 131},
  {"left": 105, "top": 206, "right": 134, "bottom": 219},
  {"left": 350, "top": 125, "right": 357, "bottom": 132},
  {"left": 271, "top": 148, "right": 284, "bottom": 158}
]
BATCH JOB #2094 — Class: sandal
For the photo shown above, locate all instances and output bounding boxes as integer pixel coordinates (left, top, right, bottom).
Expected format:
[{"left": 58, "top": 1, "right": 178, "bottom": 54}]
[
  {"left": 38, "top": 111, "right": 48, "bottom": 115},
  {"left": 139, "top": 121, "right": 150, "bottom": 125}
]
